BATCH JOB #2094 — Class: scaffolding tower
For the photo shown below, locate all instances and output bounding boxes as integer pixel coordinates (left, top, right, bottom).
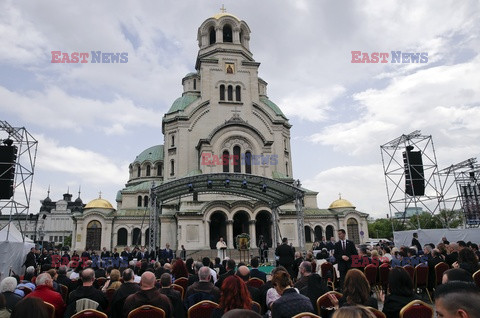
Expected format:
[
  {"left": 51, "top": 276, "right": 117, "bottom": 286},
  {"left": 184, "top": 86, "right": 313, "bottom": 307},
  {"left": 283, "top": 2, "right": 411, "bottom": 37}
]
[
  {"left": 0, "top": 121, "right": 38, "bottom": 240},
  {"left": 380, "top": 131, "right": 445, "bottom": 228}
]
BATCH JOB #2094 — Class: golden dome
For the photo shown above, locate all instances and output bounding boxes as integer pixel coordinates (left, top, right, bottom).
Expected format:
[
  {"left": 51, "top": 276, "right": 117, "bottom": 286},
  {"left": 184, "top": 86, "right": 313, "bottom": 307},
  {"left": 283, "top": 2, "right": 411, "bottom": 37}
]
[
  {"left": 84, "top": 197, "right": 114, "bottom": 209},
  {"left": 329, "top": 197, "right": 355, "bottom": 209},
  {"left": 212, "top": 12, "right": 240, "bottom": 21}
]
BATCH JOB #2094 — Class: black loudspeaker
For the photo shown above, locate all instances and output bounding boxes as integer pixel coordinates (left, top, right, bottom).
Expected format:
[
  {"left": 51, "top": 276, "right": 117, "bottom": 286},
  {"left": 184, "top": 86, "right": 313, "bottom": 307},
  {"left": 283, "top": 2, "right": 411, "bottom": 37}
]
[
  {"left": 403, "top": 147, "right": 425, "bottom": 196},
  {"left": 0, "top": 145, "right": 17, "bottom": 199}
]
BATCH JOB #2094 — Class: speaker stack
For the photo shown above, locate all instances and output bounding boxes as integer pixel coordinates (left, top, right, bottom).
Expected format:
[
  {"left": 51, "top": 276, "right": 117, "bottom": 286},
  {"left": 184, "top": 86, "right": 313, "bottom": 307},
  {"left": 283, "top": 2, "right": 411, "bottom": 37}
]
[
  {"left": 403, "top": 146, "right": 425, "bottom": 196},
  {"left": 0, "top": 141, "right": 17, "bottom": 199}
]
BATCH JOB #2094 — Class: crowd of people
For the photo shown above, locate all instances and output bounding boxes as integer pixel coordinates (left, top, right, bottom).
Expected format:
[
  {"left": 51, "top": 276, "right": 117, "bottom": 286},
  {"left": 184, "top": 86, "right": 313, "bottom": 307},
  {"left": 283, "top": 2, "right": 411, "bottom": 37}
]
[{"left": 1, "top": 230, "right": 480, "bottom": 317}]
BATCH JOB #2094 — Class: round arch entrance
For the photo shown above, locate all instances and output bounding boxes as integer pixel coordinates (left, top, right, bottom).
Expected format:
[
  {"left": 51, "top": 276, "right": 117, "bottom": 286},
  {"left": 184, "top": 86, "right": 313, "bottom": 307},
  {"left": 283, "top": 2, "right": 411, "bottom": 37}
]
[
  {"left": 314, "top": 225, "right": 323, "bottom": 241},
  {"left": 233, "top": 211, "right": 249, "bottom": 249},
  {"left": 347, "top": 218, "right": 360, "bottom": 244},
  {"left": 209, "top": 211, "right": 227, "bottom": 249},
  {"left": 86, "top": 220, "right": 102, "bottom": 251},
  {"left": 255, "top": 211, "right": 272, "bottom": 247},
  {"left": 326, "top": 225, "right": 334, "bottom": 241}
]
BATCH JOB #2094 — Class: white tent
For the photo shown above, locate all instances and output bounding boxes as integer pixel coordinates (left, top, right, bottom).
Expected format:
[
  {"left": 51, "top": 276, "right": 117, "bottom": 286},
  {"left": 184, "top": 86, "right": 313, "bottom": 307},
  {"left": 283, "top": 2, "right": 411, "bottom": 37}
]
[{"left": 0, "top": 223, "right": 35, "bottom": 280}]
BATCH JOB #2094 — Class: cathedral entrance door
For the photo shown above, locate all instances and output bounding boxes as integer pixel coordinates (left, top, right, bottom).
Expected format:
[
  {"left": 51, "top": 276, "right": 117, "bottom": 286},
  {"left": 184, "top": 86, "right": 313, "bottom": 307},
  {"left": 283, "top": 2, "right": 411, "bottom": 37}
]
[
  {"left": 255, "top": 211, "right": 272, "bottom": 247},
  {"left": 86, "top": 220, "right": 102, "bottom": 251},
  {"left": 210, "top": 211, "right": 227, "bottom": 249},
  {"left": 233, "top": 211, "right": 249, "bottom": 249}
]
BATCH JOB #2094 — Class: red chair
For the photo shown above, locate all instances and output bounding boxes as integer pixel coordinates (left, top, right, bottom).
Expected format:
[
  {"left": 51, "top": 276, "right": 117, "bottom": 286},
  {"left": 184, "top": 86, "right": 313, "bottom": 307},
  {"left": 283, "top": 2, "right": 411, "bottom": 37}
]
[
  {"left": 72, "top": 309, "right": 108, "bottom": 318},
  {"left": 59, "top": 284, "right": 69, "bottom": 303},
  {"left": 403, "top": 265, "right": 415, "bottom": 283},
  {"left": 434, "top": 262, "right": 449, "bottom": 287},
  {"left": 414, "top": 264, "right": 432, "bottom": 303},
  {"left": 399, "top": 299, "right": 433, "bottom": 318},
  {"left": 473, "top": 269, "right": 480, "bottom": 288},
  {"left": 246, "top": 277, "right": 264, "bottom": 289},
  {"left": 104, "top": 288, "right": 116, "bottom": 314},
  {"left": 174, "top": 277, "right": 188, "bottom": 290},
  {"left": 320, "top": 262, "right": 336, "bottom": 290},
  {"left": 43, "top": 301, "right": 55, "bottom": 318},
  {"left": 187, "top": 300, "right": 219, "bottom": 318},
  {"left": 367, "top": 306, "right": 386, "bottom": 318},
  {"left": 316, "top": 291, "right": 342, "bottom": 314},
  {"left": 251, "top": 301, "right": 261, "bottom": 313},
  {"left": 378, "top": 263, "right": 390, "bottom": 292},
  {"left": 128, "top": 305, "right": 165, "bottom": 318},
  {"left": 364, "top": 264, "right": 378, "bottom": 294},
  {"left": 171, "top": 284, "right": 185, "bottom": 300}
]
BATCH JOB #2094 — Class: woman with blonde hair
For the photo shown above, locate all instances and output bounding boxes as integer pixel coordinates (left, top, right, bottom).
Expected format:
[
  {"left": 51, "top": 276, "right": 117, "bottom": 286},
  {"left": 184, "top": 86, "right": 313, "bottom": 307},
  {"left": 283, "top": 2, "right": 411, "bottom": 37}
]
[
  {"left": 332, "top": 305, "right": 376, "bottom": 318},
  {"left": 101, "top": 269, "right": 122, "bottom": 291}
]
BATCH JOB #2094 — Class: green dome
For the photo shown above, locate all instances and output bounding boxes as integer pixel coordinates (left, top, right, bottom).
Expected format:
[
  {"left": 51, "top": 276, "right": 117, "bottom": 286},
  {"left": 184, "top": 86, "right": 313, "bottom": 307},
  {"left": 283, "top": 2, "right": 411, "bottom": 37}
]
[
  {"left": 167, "top": 94, "right": 199, "bottom": 114},
  {"left": 133, "top": 145, "right": 164, "bottom": 164},
  {"left": 259, "top": 96, "right": 287, "bottom": 119}
]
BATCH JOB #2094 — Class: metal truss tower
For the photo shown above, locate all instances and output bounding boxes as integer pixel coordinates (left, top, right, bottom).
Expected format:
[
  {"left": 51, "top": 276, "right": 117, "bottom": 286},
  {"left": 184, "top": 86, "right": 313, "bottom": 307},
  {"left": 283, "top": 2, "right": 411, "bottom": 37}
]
[
  {"left": 380, "top": 131, "right": 445, "bottom": 227},
  {"left": 438, "top": 158, "right": 480, "bottom": 228},
  {"left": 0, "top": 121, "right": 38, "bottom": 240}
]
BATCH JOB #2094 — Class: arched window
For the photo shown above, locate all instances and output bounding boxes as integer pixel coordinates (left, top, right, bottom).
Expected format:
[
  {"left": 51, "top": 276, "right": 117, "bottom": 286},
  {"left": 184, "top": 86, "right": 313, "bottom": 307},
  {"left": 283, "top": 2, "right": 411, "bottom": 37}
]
[
  {"left": 145, "top": 228, "right": 150, "bottom": 247},
  {"left": 146, "top": 165, "right": 151, "bottom": 176},
  {"left": 137, "top": 196, "right": 142, "bottom": 207},
  {"left": 245, "top": 151, "right": 252, "bottom": 174},
  {"left": 193, "top": 79, "right": 196, "bottom": 90},
  {"left": 227, "top": 85, "right": 233, "bottom": 101},
  {"left": 132, "top": 228, "right": 141, "bottom": 246},
  {"left": 143, "top": 195, "right": 148, "bottom": 207},
  {"left": 117, "top": 228, "right": 127, "bottom": 246},
  {"left": 223, "top": 25, "right": 232, "bottom": 42},
  {"left": 235, "top": 86, "right": 241, "bottom": 101},
  {"left": 170, "top": 160, "right": 175, "bottom": 176},
  {"left": 219, "top": 84, "right": 225, "bottom": 100},
  {"left": 223, "top": 150, "right": 230, "bottom": 173},
  {"left": 157, "top": 163, "right": 163, "bottom": 176},
  {"left": 326, "top": 225, "right": 334, "bottom": 241},
  {"left": 240, "top": 30, "right": 244, "bottom": 45},
  {"left": 233, "top": 146, "right": 241, "bottom": 173},
  {"left": 305, "top": 226, "right": 312, "bottom": 243},
  {"left": 86, "top": 220, "right": 102, "bottom": 251},
  {"left": 137, "top": 166, "right": 141, "bottom": 177},
  {"left": 286, "top": 162, "right": 289, "bottom": 177},
  {"left": 209, "top": 27, "right": 216, "bottom": 45},
  {"left": 171, "top": 135, "right": 175, "bottom": 147}
]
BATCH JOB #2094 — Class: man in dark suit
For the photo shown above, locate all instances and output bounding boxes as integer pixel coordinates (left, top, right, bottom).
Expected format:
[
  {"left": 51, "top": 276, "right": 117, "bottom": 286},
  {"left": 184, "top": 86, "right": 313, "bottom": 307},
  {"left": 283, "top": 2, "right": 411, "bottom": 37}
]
[
  {"left": 333, "top": 229, "right": 358, "bottom": 290},
  {"left": 318, "top": 236, "right": 328, "bottom": 250},
  {"left": 24, "top": 247, "right": 37, "bottom": 272},
  {"left": 326, "top": 237, "right": 335, "bottom": 252},
  {"left": 161, "top": 243, "right": 174, "bottom": 263},
  {"left": 250, "top": 257, "right": 267, "bottom": 282},
  {"left": 275, "top": 237, "right": 295, "bottom": 278}
]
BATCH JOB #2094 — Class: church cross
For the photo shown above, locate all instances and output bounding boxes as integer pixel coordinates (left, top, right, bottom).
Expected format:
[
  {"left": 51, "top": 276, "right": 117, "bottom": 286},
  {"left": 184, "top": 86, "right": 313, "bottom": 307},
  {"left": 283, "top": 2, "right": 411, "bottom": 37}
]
[
  {"left": 99, "top": 191, "right": 102, "bottom": 199},
  {"left": 220, "top": 4, "right": 226, "bottom": 13}
]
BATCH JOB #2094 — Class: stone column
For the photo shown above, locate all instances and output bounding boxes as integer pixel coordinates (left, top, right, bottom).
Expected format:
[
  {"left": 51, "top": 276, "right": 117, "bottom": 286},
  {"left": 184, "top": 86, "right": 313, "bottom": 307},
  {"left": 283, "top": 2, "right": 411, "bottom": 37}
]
[
  {"left": 227, "top": 220, "right": 234, "bottom": 249},
  {"left": 249, "top": 220, "right": 256, "bottom": 247},
  {"left": 127, "top": 228, "right": 132, "bottom": 247},
  {"left": 205, "top": 220, "right": 211, "bottom": 249},
  {"left": 233, "top": 27, "right": 240, "bottom": 44},
  {"left": 215, "top": 27, "right": 222, "bottom": 43}
]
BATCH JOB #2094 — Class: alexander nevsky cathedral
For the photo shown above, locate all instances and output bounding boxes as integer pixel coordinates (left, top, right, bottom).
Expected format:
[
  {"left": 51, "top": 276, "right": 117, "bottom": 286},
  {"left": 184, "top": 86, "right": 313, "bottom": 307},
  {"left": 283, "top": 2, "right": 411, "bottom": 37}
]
[{"left": 1, "top": 11, "right": 369, "bottom": 253}]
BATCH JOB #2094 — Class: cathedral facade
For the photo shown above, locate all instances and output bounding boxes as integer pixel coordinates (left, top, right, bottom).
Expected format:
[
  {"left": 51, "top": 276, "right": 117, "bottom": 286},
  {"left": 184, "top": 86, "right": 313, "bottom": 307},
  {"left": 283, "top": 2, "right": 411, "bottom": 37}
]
[{"left": 64, "top": 12, "right": 370, "bottom": 252}]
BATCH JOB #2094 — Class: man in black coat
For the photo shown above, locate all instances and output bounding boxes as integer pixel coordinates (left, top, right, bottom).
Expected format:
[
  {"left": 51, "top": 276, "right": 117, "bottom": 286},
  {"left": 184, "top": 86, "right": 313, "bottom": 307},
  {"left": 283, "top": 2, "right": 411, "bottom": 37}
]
[
  {"left": 250, "top": 257, "right": 267, "bottom": 282},
  {"left": 275, "top": 237, "right": 295, "bottom": 278},
  {"left": 110, "top": 268, "right": 140, "bottom": 318},
  {"left": 333, "top": 229, "right": 358, "bottom": 290},
  {"left": 24, "top": 247, "right": 37, "bottom": 271}
]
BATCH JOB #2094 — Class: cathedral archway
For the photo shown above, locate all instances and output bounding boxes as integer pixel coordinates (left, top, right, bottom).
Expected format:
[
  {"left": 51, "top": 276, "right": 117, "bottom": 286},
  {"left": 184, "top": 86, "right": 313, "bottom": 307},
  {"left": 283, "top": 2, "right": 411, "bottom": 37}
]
[
  {"left": 209, "top": 211, "right": 227, "bottom": 249},
  {"left": 132, "top": 228, "right": 141, "bottom": 246},
  {"left": 314, "top": 225, "right": 323, "bottom": 242},
  {"left": 255, "top": 211, "right": 272, "bottom": 247},
  {"left": 305, "top": 226, "right": 312, "bottom": 243},
  {"left": 233, "top": 211, "right": 249, "bottom": 248},
  {"left": 117, "top": 228, "right": 127, "bottom": 246},
  {"left": 326, "top": 225, "right": 334, "bottom": 241},
  {"left": 347, "top": 218, "right": 360, "bottom": 244},
  {"left": 86, "top": 220, "right": 102, "bottom": 251}
]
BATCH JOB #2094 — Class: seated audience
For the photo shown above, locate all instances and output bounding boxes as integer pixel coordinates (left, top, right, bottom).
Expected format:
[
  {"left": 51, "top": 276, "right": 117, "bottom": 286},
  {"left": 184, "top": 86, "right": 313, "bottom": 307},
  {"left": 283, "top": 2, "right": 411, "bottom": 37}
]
[
  {"left": 211, "top": 275, "right": 255, "bottom": 318},
  {"left": 10, "top": 297, "right": 50, "bottom": 318},
  {"left": 0, "top": 277, "right": 22, "bottom": 312},
  {"left": 123, "top": 271, "right": 173, "bottom": 318},
  {"left": 236, "top": 266, "right": 260, "bottom": 303},
  {"left": 250, "top": 257, "right": 267, "bottom": 283},
  {"left": 442, "top": 268, "right": 474, "bottom": 284},
  {"left": 435, "top": 281, "right": 480, "bottom": 318},
  {"left": 26, "top": 272, "right": 65, "bottom": 318},
  {"left": 65, "top": 268, "right": 108, "bottom": 317},
  {"left": 381, "top": 267, "right": 417, "bottom": 318},
  {"left": 453, "top": 247, "right": 480, "bottom": 274},
  {"left": 270, "top": 270, "right": 314, "bottom": 318},
  {"left": 332, "top": 305, "right": 376, "bottom": 318},
  {"left": 110, "top": 268, "right": 140, "bottom": 318},
  {"left": 331, "top": 269, "right": 377, "bottom": 309},
  {"left": 101, "top": 269, "right": 122, "bottom": 292},
  {"left": 158, "top": 273, "right": 186, "bottom": 318},
  {"left": 0, "top": 294, "right": 10, "bottom": 318},
  {"left": 55, "top": 266, "right": 72, "bottom": 293},
  {"left": 184, "top": 266, "right": 220, "bottom": 309}
]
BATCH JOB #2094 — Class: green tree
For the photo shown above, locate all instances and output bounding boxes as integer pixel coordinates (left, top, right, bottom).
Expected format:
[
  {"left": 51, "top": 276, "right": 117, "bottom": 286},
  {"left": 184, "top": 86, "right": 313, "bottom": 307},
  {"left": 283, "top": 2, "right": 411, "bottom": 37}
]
[
  {"left": 436, "top": 209, "right": 464, "bottom": 228},
  {"left": 368, "top": 218, "right": 407, "bottom": 240},
  {"left": 64, "top": 235, "right": 72, "bottom": 249}
]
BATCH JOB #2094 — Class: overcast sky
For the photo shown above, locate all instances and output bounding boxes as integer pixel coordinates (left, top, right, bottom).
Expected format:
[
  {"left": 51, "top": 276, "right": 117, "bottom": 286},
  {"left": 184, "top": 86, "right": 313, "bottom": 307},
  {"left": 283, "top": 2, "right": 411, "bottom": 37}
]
[{"left": 1, "top": 0, "right": 479, "bottom": 219}]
